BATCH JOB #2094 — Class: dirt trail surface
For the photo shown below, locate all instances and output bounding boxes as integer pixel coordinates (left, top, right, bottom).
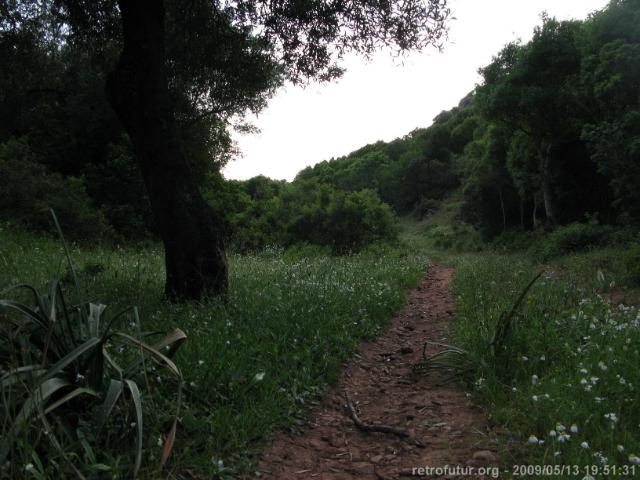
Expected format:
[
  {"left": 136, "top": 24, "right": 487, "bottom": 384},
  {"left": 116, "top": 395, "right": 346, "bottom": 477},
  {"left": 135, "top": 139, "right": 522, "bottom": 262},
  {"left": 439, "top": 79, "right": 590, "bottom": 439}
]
[{"left": 257, "top": 264, "right": 498, "bottom": 479}]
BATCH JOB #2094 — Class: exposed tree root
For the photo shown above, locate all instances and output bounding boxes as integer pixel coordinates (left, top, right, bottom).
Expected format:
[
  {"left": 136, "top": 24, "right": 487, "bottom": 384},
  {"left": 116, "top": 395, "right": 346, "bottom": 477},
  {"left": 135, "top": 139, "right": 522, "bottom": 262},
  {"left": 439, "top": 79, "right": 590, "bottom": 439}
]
[{"left": 344, "top": 391, "right": 425, "bottom": 447}]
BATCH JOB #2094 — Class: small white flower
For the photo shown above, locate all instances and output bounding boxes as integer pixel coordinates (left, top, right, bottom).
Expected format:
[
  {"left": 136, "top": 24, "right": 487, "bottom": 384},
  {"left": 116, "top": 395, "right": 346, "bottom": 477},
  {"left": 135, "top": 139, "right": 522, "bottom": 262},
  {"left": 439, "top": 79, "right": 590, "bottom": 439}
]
[
  {"left": 254, "top": 372, "right": 266, "bottom": 382},
  {"left": 570, "top": 424, "right": 579, "bottom": 433},
  {"left": 198, "top": 360, "right": 204, "bottom": 366},
  {"left": 628, "top": 454, "right": 640, "bottom": 464},
  {"left": 604, "top": 413, "right": 619, "bottom": 423},
  {"left": 24, "top": 464, "right": 34, "bottom": 473},
  {"left": 581, "top": 441, "right": 590, "bottom": 449},
  {"left": 531, "top": 375, "right": 539, "bottom": 385},
  {"left": 532, "top": 395, "right": 539, "bottom": 401},
  {"left": 618, "top": 445, "right": 625, "bottom": 453},
  {"left": 157, "top": 436, "right": 163, "bottom": 447},
  {"left": 540, "top": 355, "right": 546, "bottom": 361},
  {"left": 580, "top": 378, "right": 588, "bottom": 385},
  {"left": 593, "top": 451, "right": 608, "bottom": 465},
  {"left": 527, "top": 435, "right": 539, "bottom": 444},
  {"left": 582, "top": 476, "right": 595, "bottom": 480},
  {"left": 521, "top": 356, "right": 528, "bottom": 361},
  {"left": 549, "top": 430, "right": 557, "bottom": 437},
  {"left": 556, "top": 423, "right": 566, "bottom": 432},
  {"left": 598, "top": 361, "right": 608, "bottom": 371}
]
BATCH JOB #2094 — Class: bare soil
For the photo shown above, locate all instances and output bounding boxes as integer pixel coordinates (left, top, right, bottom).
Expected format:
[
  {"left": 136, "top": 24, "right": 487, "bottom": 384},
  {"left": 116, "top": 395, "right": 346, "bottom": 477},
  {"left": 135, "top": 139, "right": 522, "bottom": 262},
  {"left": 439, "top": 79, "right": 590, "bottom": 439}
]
[{"left": 257, "top": 264, "right": 498, "bottom": 479}]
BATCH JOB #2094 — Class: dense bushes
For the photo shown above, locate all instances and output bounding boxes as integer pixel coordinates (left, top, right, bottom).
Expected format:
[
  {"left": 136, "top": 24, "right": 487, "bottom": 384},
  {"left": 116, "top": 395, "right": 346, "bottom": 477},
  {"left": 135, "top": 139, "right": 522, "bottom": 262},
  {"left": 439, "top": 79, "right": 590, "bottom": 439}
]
[
  {"left": 529, "top": 222, "right": 614, "bottom": 260},
  {"left": 0, "top": 137, "right": 112, "bottom": 239},
  {"left": 217, "top": 179, "right": 398, "bottom": 254},
  {"left": 0, "top": 136, "right": 399, "bottom": 252}
]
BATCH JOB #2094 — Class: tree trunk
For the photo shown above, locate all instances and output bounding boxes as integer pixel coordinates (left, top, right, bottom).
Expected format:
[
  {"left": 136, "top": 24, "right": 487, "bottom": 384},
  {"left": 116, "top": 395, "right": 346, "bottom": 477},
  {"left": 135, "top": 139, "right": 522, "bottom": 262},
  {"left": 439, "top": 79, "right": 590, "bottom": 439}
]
[
  {"left": 538, "top": 144, "right": 557, "bottom": 225},
  {"left": 532, "top": 194, "right": 539, "bottom": 229},
  {"left": 105, "top": 0, "right": 228, "bottom": 301}
]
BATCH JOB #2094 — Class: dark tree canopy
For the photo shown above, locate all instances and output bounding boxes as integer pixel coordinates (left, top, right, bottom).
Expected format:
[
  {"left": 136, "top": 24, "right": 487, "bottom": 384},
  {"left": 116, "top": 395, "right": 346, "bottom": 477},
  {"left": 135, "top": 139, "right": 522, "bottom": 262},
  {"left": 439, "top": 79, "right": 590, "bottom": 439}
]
[{"left": 1, "top": 0, "right": 450, "bottom": 300}]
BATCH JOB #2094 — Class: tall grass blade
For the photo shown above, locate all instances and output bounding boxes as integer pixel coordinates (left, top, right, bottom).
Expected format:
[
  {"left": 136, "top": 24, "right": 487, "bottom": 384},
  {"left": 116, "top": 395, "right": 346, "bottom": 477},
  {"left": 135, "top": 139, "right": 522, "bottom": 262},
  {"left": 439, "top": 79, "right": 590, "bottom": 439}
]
[
  {"left": 49, "top": 209, "right": 81, "bottom": 295},
  {"left": 125, "top": 379, "right": 143, "bottom": 477}
]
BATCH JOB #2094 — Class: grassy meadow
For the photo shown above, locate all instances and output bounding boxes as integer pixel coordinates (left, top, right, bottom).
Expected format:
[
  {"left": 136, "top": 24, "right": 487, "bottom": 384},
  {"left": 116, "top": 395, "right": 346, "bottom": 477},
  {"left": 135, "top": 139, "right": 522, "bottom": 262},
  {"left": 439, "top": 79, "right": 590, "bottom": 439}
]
[
  {"left": 3, "top": 204, "right": 640, "bottom": 478},
  {"left": 0, "top": 225, "right": 426, "bottom": 478}
]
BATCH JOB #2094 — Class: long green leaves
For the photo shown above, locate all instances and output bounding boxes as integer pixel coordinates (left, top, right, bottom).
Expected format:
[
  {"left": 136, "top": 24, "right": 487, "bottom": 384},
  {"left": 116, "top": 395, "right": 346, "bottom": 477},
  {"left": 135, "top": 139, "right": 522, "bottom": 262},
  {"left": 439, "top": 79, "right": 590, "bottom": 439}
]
[{"left": 0, "top": 212, "right": 186, "bottom": 478}]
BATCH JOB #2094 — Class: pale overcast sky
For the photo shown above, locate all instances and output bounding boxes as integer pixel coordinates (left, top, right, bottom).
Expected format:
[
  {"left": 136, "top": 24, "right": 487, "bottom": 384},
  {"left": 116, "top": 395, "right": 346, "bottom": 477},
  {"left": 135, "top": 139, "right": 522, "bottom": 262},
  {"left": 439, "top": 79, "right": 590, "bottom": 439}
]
[{"left": 223, "top": 0, "right": 609, "bottom": 181}]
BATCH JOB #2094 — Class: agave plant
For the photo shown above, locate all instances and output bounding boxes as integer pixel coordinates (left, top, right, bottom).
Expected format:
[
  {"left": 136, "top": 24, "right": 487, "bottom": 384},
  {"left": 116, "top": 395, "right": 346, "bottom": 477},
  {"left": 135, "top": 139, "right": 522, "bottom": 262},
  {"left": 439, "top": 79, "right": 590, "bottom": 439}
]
[{"left": 0, "top": 211, "right": 186, "bottom": 478}]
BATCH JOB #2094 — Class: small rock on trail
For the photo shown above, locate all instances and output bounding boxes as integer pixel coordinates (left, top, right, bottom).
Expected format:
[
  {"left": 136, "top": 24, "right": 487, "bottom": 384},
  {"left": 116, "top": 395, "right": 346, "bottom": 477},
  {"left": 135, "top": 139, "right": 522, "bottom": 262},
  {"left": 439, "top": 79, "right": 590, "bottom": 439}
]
[{"left": 257, "top": 264, "right": 498, "bottom": 479}]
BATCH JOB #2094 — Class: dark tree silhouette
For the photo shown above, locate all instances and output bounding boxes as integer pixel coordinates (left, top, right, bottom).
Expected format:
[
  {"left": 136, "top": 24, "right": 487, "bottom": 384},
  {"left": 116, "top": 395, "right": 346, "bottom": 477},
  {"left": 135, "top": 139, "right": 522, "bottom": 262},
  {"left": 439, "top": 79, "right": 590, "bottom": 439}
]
[{"left": 105, "top": 0, "right": 450, "bottom": 301}]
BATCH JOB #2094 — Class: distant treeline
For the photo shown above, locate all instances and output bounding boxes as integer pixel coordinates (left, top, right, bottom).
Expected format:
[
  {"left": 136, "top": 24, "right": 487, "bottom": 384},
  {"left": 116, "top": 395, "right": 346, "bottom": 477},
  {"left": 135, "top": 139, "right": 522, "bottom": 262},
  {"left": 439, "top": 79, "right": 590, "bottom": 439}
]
[
  {"left": 1, "top": 0, "right": 639, "bottom": 249},
  {"left": 297, "top": 0, "right": 640, "bottom": 236}
]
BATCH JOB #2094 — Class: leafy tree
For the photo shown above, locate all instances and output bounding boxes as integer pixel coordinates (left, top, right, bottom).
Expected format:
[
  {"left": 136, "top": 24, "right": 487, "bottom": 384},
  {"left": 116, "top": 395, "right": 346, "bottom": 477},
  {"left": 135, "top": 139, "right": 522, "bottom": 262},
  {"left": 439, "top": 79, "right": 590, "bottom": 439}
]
[
  {"left": 25, "top": 0, "right": 448, "bottom": 300},
  {"left": 477, "top": 17, "right": 584, "bottom": 225},
  {"left": 579, "top": 0, "right": 640, "bottom": 220}
]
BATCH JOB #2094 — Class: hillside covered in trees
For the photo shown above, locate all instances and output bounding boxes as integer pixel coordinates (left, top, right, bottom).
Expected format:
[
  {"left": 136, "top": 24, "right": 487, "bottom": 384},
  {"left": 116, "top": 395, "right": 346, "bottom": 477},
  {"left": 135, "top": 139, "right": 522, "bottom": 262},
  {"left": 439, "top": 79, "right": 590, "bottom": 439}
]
[
  {"left": 2, "top": 0, "right": 639, "bottom": 254},
  {"left": 295, "top": 0, "right": 640, "bottom": 237}
]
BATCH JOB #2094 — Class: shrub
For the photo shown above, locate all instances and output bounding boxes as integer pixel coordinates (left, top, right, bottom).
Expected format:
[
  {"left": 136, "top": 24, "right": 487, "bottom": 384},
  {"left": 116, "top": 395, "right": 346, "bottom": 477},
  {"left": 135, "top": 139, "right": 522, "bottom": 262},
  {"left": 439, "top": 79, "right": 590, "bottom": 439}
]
[
  {"left": 323, "top": 189, "right": 398, "bottom": 254},
  {"left": 0, "top": 137, "right": 112, "bottom": 240},
  {"left": 530, "top": 222, "right": 614, "bottom": 260},
  {"left": 218, "top": 179, "right": 399, "bottom": 254}
]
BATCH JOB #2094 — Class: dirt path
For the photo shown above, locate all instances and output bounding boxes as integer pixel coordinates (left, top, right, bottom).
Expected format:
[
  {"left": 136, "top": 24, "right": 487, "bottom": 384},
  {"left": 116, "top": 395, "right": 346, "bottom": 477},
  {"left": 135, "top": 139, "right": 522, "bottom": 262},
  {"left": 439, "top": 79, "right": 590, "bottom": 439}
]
[{"left": 257, "top": 264, "right": 498, "bottom": 479}]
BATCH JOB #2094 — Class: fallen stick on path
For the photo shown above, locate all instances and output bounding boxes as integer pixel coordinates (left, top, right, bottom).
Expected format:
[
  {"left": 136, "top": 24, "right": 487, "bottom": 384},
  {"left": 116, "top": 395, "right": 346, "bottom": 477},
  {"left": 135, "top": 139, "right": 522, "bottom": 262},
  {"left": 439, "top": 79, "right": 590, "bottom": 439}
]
[{"left": 344, "top": 391, "right": 424, "bottom": 447}]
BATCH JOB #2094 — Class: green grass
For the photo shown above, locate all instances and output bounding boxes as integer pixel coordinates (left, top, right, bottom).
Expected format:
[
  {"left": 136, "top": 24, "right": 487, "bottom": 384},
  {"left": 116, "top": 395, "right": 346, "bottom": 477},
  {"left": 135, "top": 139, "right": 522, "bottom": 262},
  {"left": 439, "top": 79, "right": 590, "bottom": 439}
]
[
  {"left": 449, "top": 250, "right": 640, "bottom": 476},
  {"left": 398, "top": 194, "right": 640, "bottom": 476},
  {"left": 0, "top": 225, "right": 426, "bottom": 478}
]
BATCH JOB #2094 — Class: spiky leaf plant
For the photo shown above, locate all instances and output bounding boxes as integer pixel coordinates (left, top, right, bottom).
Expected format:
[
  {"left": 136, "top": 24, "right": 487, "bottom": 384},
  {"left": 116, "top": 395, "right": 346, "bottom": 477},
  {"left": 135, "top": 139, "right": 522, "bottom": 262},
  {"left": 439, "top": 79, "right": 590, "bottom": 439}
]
[{"left": 0, "top": 211, "right": 185, "bottom": 478}]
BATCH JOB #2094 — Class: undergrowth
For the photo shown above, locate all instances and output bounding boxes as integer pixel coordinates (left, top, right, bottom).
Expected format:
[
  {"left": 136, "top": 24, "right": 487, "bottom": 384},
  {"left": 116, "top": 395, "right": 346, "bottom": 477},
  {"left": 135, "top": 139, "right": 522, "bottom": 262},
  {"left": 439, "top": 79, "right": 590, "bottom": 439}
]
[
  {"left": 0, "top": 225, "right": 426, "bottom": 477},
  {"left": 451, "top": 253, "right": 640, "bottom": 475}
]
